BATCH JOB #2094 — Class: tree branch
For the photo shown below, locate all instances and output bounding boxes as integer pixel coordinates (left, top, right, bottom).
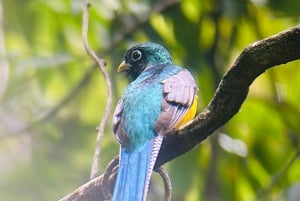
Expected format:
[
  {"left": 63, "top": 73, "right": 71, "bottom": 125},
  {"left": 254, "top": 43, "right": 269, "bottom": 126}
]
[
  {"left": 59, "top": 25, "right": 300, "bottom": 201},
  {"left": 82, "top": 0, "right": 114, "bottom": 180},
  {"left": 156, "top": 24, "right": 300, "bottom": 167}
]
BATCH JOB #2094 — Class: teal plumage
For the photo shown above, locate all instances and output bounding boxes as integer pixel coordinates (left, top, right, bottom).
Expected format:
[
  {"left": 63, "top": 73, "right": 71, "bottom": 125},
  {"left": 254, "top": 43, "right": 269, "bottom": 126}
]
[
  {"left": 121, "top": 64, "right": 181, "bottom": 150},
  {"left": 112, "top": 43, "right": 198, "bottom": 201}
]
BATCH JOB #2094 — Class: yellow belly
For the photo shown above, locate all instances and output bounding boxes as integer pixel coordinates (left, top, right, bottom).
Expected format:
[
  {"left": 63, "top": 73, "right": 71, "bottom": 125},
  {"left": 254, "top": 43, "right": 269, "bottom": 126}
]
[{"left": 175, "top": 95, "right": 198, "bottom": 129}]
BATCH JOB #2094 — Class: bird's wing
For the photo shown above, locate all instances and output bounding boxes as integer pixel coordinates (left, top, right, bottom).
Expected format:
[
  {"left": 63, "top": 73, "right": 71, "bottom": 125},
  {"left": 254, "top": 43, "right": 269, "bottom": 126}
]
[
  {"left": 112, "top": 98, "right": 129, "bottom": 146},
  {"left": 155, "top": 69, "right": 198, "bottom": 134}
]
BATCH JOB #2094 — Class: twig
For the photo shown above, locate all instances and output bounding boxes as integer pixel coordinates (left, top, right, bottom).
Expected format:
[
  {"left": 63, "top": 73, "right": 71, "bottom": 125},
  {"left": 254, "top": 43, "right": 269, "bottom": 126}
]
[
  {"left": 157, "top": 167, "right": 172, "bottom": 201},
  {"left": 82, "top": 0, "right": 113, "bottom": 179}
]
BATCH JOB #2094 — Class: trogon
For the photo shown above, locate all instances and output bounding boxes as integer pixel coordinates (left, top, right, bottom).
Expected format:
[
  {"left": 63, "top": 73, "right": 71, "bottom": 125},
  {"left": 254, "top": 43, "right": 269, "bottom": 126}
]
[{"left": 112, "top": 42, "right": 198, "bottom": 201}]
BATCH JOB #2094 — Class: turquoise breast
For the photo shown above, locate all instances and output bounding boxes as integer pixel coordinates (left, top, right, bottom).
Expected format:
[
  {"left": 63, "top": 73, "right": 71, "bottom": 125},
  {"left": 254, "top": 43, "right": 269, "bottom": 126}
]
[{"left": 122, "top": 64, "right": 181, "bottom": 151}]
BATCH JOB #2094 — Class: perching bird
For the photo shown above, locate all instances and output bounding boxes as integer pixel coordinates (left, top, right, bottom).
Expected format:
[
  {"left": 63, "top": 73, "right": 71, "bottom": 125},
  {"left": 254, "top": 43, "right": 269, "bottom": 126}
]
[{"left": 112, "top": 42, "right": 198, "bottom": 201}]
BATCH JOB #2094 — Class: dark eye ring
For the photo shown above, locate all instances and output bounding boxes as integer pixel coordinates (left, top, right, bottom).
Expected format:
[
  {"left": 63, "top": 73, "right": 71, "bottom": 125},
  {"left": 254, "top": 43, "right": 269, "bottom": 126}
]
[{"left": 131, "top": 50, "right": 142, "bottom": 62}]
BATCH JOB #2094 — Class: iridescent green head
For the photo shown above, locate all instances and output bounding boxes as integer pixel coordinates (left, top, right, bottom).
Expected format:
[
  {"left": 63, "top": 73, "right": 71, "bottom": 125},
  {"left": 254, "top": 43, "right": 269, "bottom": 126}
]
[{"left": 118, "top": 42, "right": 173, "bottom": 80}]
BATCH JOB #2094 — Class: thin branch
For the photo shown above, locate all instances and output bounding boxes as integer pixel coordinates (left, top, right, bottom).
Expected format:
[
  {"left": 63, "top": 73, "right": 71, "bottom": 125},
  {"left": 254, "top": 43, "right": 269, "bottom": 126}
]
[
  {"left": 59, "top": 25, "right": 300, "bottom": 201},
  {"left": 157, "top": 167, "right": 172, "bottom": 201},
  {"left": 82, "top": 0, "right": 113, "bottom": 179}
]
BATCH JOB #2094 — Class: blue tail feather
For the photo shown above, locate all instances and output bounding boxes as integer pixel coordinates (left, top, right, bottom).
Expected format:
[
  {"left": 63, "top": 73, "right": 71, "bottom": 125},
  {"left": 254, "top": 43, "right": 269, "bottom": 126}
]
[{"left": 112, "top": 136, "right": 163, "bottom": 201}]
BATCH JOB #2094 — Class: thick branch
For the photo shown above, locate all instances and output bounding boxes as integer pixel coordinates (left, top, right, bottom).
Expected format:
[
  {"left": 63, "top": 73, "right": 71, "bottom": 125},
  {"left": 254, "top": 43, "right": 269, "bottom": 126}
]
[
  {"left": 156, "top": 24, "right": 300, "bottom": 167},
  {"left": 60, "top": 25, "right": 300, "bottom": 201}
]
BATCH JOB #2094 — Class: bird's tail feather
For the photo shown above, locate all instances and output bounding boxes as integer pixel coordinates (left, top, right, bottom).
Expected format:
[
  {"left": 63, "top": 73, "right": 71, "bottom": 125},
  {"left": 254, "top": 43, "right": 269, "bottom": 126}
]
[{"left": 112, "top": 135, "right": 163, "bottom": 201}]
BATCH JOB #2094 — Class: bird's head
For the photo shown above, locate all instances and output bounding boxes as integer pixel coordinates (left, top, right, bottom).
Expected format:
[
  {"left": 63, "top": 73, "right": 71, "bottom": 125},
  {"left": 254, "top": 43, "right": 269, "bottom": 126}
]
[{"left": 118, "top": 42, "right": 173, "bottom": 80}]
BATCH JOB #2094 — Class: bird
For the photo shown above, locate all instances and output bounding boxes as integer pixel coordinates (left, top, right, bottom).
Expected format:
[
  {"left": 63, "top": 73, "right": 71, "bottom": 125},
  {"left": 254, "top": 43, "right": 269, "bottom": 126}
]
[{"left": 112, "top": 42, "right": 198, "bottom": 201}]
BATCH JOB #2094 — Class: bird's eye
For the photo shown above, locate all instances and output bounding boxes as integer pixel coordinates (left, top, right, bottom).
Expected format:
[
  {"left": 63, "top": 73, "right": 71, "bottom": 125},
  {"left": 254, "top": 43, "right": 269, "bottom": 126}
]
[{"left": 131, "top": 50, "right": 142, "bottom": 62}]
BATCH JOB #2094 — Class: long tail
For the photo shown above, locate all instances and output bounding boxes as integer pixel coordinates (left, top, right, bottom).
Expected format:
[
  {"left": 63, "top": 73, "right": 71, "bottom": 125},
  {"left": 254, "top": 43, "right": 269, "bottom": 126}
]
[{"left": 112, "top": 135, "right": 163, "bottom": 201}]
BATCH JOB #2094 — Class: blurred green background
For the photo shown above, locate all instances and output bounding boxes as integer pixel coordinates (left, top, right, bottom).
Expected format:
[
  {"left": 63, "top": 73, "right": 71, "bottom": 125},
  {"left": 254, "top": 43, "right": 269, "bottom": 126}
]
[{"left": 0, "top": 0, "right": 300, "bottom": 200}]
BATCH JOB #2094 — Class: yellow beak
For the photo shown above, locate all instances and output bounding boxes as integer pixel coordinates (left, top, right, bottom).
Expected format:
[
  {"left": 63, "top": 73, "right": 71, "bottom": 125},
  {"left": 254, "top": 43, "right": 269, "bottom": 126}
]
[{"left": 118, "top": 61, "right": 132, "bottom": 72}]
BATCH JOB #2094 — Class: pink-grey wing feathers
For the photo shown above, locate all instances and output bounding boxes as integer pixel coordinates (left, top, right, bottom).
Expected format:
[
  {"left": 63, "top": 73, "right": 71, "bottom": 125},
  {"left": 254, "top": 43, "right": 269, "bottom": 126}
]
[{"left": 155, "top": 69, "right": 198, "bottom": 134}]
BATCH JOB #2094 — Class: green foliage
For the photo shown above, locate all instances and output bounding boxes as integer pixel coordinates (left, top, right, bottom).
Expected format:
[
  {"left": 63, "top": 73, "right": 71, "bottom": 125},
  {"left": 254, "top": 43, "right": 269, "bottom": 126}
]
[{"left": 0, "top": 0, "right": 299, "bottom": 200}]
